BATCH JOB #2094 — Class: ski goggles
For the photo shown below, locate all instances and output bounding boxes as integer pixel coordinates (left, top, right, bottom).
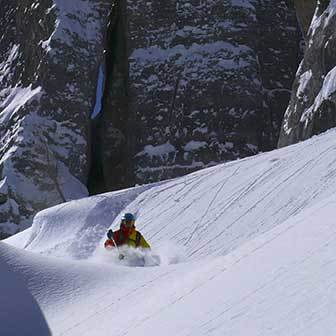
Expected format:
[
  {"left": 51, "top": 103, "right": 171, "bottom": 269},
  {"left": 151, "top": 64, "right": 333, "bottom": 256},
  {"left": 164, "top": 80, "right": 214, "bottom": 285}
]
[{"left": 123, "top": 219, "right": 135, "bottom": 228}]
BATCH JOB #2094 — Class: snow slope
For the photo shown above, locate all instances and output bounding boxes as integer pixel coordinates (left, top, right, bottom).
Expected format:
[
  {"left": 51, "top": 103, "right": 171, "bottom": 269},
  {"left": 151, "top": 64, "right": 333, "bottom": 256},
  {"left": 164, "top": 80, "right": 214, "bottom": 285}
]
[
  {"left": 0, "top": 251, "right": 51, "bottom": 336},
  {"left": 4, "top": 128, "right": 336, "bottom": 335}
]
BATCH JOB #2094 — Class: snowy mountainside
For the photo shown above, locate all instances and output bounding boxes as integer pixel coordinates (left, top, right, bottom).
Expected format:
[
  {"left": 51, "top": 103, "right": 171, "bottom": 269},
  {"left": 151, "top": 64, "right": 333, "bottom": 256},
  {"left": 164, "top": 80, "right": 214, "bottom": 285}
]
[{"left": 3, "top": 128, "right": 336, "bottom": 335}]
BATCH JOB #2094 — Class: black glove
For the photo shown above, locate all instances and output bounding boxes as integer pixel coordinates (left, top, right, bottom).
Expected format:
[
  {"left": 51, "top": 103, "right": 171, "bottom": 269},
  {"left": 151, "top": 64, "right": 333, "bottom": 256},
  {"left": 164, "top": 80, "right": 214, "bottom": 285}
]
[{"left": 107, "top": 229, "right": 113, "bottom": 240}]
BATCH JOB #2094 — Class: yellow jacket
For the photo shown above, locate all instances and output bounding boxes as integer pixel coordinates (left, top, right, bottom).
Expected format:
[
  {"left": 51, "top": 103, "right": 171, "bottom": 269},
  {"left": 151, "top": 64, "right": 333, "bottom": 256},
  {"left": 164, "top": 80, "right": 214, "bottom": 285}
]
[
  {"left": 126, "top": 229, "right": 151, "bottom": 249},
  {"left": 106, "top": 228, "right": 150, "bottom": 249}
]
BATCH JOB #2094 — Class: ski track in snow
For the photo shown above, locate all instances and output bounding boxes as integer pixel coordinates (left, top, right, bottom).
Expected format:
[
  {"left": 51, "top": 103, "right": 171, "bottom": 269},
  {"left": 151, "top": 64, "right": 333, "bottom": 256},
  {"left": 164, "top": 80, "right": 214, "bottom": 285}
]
[{"left": 3, "top": 128, "right": 336, "bottom": 335}]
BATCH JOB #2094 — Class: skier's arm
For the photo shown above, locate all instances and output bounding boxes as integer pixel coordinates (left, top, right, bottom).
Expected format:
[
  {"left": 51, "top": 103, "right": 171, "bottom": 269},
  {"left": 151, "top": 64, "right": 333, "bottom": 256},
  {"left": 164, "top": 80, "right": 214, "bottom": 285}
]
[
  {"left": 105, "top": 230, "right": 117, "bottom": 248},
  {"left": 107, "top": 229, "right": 113, "bottom": 240}
]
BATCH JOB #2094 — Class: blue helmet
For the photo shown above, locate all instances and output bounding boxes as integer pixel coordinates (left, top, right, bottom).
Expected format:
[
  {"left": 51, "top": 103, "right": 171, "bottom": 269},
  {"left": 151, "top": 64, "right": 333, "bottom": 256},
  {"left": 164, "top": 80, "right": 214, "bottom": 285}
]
[{"left": 122, "top": 213, "right": 135, "bottom": 222}]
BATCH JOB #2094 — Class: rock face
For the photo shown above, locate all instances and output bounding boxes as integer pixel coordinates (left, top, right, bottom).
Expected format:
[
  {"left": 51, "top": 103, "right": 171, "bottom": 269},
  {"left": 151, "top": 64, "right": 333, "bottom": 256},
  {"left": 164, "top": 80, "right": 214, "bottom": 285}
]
[
  {"left": 98, "top": 0, "right": 301, "bottom": 188},
  {"left": 278, "top": 0, "right": 336, "bottom": 148},
  {"left": 0, "top": 0, "right": 301, "bottom": 237},
  {"left": 0, "top": 1, "right": 111, "bottom": 237},
  {"left": 294, "top": 0, "right": 317, "bottom": 38}
]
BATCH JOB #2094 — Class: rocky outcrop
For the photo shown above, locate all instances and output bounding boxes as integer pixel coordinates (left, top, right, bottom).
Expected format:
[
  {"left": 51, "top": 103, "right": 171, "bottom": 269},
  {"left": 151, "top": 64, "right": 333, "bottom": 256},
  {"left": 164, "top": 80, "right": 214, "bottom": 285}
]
[
  {"left": 0, "top": 1, "right": 111, "bottom": 236},
  {"left": 98, "top": 0, "right": 301, "bottom": 188},
  {"left": 278, "top": 0, "right": 336, "bottom": 148}
]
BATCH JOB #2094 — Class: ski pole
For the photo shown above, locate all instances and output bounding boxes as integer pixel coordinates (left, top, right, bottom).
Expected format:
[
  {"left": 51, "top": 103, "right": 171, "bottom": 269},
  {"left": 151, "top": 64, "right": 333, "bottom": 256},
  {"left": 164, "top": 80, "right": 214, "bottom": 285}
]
[{"left": 110, "top": 234, "right": 124, "bottom": 260}]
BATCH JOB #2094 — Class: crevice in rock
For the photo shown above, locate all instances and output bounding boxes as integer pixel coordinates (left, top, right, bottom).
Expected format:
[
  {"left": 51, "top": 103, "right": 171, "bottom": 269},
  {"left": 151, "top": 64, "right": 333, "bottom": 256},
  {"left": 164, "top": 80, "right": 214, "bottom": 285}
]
[
  {"left": 294, "top": 0, "right": 318, "bottom": 40},
  {"left": 254, "top": 0, "right": 303, "bottom": 151},
  {"left": 88, "top": 0, "right": 130, "bottom": 195}
]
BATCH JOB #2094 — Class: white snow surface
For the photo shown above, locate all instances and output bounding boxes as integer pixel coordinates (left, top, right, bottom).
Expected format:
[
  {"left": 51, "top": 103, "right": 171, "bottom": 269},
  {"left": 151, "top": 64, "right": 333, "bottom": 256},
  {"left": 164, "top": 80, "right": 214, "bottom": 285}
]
[
  {"left": 314, "top": 65, "right": 336, "bottom": 108},
  {"left": 4, "top": 128, "right": 336, "bottom": 335},
  {"left": 45, "top": 1, "right": 104, "bottom": 54},
  {"left": 183, "top": 140, "right": 207, "bottom": 151},
  {"left": 297, "top": 69, "right": 312, "bottom": 98},
  {"left": 137, "top": 142, "right": 177, "bottom": 158},
  {"left": 0, "top": 85, "right": 42, "bottom": 124},
  {"left": 0, "top": 247, "right": 51, "bottom": 336}
]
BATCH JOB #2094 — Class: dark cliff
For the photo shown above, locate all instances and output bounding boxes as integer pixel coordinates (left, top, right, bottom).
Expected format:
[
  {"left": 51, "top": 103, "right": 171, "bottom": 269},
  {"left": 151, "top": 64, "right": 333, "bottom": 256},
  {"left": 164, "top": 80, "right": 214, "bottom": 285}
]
[
  {"left": 294, "top": 0, "right": 317, "bottom": 39},
  {"left": 278, "top": 0, "right": 336, "bottom": 147},
  {"left": 97, "top": 0, "right": 300, "bottom": 189}
]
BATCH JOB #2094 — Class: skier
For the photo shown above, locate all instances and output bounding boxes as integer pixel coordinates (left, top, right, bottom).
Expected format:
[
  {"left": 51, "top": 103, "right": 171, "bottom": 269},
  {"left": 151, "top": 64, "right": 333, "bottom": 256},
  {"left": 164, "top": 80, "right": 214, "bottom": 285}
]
[{"left": 104, "top": 213, "right": 150, "bottom": 252}]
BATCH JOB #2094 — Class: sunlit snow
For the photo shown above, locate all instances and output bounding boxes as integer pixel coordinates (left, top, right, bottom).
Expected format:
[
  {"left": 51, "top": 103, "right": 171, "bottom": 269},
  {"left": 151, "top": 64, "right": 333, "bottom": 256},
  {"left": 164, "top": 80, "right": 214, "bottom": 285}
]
[{"left": 3, "top": 128, "right": 336, "bottom": 335}]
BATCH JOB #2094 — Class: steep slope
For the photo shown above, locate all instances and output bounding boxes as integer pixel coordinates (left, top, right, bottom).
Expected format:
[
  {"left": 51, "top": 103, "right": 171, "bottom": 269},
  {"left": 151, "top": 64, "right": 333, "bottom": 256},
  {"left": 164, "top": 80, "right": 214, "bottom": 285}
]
[
  {"left": 0, "top": 130, "right": 336, "bottom": 336},
  {"left": 14, "top": 127, "right": 336, "bottom": 262},
  {"left": 279, "top": 0, "right": 336, "bottom": 147}
]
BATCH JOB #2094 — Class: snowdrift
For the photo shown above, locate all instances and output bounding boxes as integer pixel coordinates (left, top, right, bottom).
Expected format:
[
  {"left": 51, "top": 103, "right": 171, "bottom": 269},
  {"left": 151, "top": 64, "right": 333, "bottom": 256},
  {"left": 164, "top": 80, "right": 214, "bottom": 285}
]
[
  {"left": 4, "top": 128, "right": 336, "bottom": 335},
  {"left": 0, "top": 243, "right": 51, "bottom": 336}
]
